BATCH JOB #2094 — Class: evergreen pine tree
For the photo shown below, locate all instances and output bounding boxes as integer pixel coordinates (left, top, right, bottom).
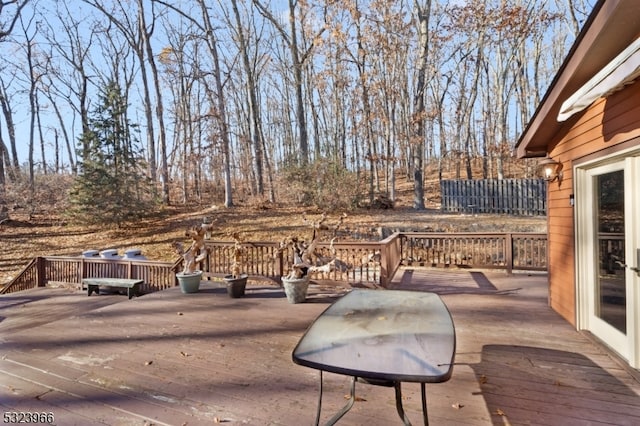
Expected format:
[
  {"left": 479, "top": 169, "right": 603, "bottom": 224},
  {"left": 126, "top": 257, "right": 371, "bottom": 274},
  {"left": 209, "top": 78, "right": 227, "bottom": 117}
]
[{"left": 67, "top": 81, "right": 158, "bottom": 227}]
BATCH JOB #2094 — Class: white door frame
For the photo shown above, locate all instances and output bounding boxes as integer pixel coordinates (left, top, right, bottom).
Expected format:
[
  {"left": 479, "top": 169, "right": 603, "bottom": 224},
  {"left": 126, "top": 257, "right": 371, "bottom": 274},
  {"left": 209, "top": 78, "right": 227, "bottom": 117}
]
[{"left": 575, "top": 151, "right": 640, "bottom": 369}]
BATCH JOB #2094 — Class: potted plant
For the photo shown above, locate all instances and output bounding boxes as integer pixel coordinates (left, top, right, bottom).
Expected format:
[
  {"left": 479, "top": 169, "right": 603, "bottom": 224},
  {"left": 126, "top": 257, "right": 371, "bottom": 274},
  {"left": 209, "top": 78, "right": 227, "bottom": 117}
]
[
  {"left": 223, "top": 232, "right": 248, "bottom": 298},
  {"left": 276, "top": 213, "right": 346, "bottom": 303},
  {"left": 172, "top": 223, "right": 212, "bottom": 294}
]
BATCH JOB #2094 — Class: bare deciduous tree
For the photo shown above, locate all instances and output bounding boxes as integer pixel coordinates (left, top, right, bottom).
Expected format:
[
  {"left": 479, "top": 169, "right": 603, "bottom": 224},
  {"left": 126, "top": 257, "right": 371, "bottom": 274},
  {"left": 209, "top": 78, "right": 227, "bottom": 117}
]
[
  {"left": 1, "top": 0, "right": 594, "bottom": 211},
  {"left": 253, "top": 0, "right": 327, "bottom": 166},
  {"left": 227, "top": 0, "right": 267, "bottom": 198},
  {"left": 411, "top": 0, "right": 432, "bottom": 210}
]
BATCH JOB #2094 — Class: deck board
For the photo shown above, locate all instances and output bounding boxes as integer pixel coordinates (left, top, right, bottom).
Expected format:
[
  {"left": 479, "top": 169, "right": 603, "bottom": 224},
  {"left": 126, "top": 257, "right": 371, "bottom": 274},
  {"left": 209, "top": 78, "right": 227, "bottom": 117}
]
[{"left": 1, "top": 270, "right": 639, "bottom": 425}]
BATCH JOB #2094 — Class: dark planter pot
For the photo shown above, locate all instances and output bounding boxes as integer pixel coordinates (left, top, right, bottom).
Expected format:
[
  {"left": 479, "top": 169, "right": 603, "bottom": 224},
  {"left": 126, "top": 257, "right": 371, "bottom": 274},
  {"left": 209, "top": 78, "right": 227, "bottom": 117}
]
[
  {"left": 282, "top": 276, "right": 310, "bottom": 304},
  {"left": 224, "top": 274, "right": 248, "bottom": 298},
  {"left": 177, "top": 271, "right": 202, "bottom": 294}
]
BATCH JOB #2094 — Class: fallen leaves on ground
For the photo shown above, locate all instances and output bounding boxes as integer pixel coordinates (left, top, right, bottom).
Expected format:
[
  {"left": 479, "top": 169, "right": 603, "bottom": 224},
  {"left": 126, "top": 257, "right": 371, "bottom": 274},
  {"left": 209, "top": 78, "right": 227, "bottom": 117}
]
[
  {"left": 344, "top": 394, "right": 367, "bottom": 402},
  {"left": 1, "top": 197, "right": 546, "bottom": 285}
]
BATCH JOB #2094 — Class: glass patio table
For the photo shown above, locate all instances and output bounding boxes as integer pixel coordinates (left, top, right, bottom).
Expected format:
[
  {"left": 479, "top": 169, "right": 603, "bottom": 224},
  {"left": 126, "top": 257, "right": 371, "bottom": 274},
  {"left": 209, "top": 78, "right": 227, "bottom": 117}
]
[{"left": 292, "top": 289, "right": 456, "bottom": 425}]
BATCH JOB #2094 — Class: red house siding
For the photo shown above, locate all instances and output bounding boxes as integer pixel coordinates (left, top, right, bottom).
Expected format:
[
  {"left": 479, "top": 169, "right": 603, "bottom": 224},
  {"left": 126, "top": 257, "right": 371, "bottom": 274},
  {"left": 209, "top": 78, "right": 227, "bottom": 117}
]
[{"left": 546, "top": 80, "right": 640, "bottom": 325}]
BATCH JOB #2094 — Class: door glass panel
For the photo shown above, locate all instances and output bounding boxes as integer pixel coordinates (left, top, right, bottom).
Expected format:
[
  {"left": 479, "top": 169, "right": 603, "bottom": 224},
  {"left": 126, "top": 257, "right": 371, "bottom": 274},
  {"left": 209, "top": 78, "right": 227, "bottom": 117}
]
[{"left": 596, "top": 170, "right": 626, "bottom": 334}]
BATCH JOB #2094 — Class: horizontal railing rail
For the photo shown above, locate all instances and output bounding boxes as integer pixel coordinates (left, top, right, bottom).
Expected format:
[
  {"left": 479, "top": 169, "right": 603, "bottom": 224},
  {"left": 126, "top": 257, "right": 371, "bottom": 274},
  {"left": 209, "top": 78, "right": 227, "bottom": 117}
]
[{"left": 1, "top": 232, "right": 547, "bottom": 295}]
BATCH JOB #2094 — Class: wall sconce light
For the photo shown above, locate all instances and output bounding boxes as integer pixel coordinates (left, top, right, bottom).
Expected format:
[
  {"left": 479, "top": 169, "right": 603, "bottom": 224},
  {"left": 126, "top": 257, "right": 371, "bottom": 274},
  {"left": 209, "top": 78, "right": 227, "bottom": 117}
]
[{"left": 538, "top": 156, "right": 563, "bottom": 183}]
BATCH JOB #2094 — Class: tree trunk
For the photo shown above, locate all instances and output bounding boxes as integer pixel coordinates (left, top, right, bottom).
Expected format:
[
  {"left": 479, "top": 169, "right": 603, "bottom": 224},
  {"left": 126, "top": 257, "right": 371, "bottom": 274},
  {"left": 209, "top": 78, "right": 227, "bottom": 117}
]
[
  {"left": 287, "top": 0, "right": 309, "bottom": 165},
  {"left": 0, "top": 83, "right": 17, "bottom": 175},
  {"left": 253, "top": 0, "right": 322, "bottom": 166},
  {"left": 138, "top": 0, "right": 170, "bottom": 205},
  {"left": 230, "top": 0, "right": 264, "bottom": 196},
  {"left": 411, "top": 0, "right": 432, "bottom": 210},
  {"left": 197, "top": 0, "right": 233, "bottom": 207}
]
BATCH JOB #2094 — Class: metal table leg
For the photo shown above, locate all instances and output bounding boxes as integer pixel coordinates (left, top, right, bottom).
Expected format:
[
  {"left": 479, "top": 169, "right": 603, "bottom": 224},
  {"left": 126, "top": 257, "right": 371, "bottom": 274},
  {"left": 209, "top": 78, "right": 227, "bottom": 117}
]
[
  {"left": 393, "top": 382, "right": 429, "bottom": 426},
  {"left": 421, "top": 383, "right": 428, "bottom": 426},
  {"left": 394, "top": 381, "right": 412, "bottom": 426},
  {"left": 315, "top": 371, "right": 357, "bottom": 426},
  {"left": 316, "top": 375, "right": 429, "bottom": 426},
  {"left": 314, "top": 370, "right": 324, "bottom": 426}
]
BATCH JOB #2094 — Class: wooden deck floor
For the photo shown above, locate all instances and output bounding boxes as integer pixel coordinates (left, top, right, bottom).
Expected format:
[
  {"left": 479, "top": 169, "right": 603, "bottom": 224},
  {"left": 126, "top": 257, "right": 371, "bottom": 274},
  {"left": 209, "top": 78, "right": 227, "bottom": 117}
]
[{"left": 1, "top": 268, "right": 639, "bottom": 425}]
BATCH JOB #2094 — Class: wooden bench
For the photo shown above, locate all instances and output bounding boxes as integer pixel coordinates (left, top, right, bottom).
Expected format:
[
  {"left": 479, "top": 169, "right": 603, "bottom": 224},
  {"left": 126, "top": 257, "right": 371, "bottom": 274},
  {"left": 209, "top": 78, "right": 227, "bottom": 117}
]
[{"left": 83, "top": 278, "right": 144, "bottom": 299}]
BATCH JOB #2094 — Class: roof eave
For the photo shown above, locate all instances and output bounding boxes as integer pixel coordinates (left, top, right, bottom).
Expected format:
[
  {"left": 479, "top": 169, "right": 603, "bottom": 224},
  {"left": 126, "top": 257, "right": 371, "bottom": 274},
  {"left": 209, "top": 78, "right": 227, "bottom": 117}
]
[{"left": 515, "top": 0, "right": 640, "bottom": 158}]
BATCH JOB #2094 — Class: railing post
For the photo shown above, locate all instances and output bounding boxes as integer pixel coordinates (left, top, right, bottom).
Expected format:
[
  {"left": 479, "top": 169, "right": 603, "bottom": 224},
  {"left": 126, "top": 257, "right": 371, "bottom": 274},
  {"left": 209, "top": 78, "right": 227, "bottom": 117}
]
[
  {"left": 79, "top": 257, "right": 85, "bottom": 284},
  {"left": 379, "top": 242, "right": 388, "bottom": 288},
  {"left": 505, "top": 233, "right": 513, "bottom": 274},
  {"left": 36, "top": 257, "right": 46, "bottom": 287},
  {"left": 277, "top": 250, "right": 284, "bottom": 284}
]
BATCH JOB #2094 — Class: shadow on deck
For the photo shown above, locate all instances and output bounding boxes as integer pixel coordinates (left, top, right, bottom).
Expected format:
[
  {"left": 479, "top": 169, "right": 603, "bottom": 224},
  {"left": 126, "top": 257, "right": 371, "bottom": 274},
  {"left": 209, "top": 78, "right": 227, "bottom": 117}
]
[{"left": 0, "top": 268, "right": 638, "bottom": 425}]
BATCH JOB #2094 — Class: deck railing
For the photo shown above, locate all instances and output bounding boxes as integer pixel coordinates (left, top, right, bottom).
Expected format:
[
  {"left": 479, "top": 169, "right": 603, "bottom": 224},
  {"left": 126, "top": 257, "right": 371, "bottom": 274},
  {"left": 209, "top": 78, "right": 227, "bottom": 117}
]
[
  {"left": 1, "top": 232, "right": 547, "bottom": 295},
  {"left": 401, "top": 232, "right": 547, "bottom": 272},
  {"left": 0, "top": 257, "right": 177, "bottom": 295},
  {"left": 199, "top": 239, "right": 391, "bottom": 287}
]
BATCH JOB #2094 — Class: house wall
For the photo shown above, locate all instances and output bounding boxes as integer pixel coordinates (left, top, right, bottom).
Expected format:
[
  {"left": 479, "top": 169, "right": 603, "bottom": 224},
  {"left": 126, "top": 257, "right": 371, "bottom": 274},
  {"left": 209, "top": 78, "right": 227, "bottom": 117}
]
[{"left": 546, "top": 79, "right": 640, "bottom": 326}]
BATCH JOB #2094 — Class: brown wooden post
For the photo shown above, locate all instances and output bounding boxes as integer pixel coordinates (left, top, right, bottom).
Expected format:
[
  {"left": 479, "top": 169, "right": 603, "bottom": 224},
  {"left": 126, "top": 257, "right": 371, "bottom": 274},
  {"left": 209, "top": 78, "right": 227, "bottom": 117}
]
[
  {"left": 277, "top": 250, "right": 284, "bottom": 284},
  {"left": 505, "top": 233, "right": 513, "bottom": 274},
  {"left": 204, "top": 246, "right": 211, "bottom": 279},
  {"left": 36, "top": 257, "right": 46, "bottom": 287},
  {"left": 379, "top": 244, "right": 388, "bottom": 288},
  {"left": 79, "top": 257, "right": 85, "bottom": 284}
]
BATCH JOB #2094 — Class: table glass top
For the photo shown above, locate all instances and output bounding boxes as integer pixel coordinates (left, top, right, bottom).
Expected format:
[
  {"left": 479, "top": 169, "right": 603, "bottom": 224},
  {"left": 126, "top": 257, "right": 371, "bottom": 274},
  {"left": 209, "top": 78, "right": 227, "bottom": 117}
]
[{"left": 292, "top": 289, "right": 455, "bottom": 383}]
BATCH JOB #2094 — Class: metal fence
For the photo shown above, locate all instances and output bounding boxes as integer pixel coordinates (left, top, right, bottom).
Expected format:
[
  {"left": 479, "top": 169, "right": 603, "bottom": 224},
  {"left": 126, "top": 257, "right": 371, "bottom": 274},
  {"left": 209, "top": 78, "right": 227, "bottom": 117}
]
[{"left": 441, "top": 179, "right": 546, "bottom": 215}]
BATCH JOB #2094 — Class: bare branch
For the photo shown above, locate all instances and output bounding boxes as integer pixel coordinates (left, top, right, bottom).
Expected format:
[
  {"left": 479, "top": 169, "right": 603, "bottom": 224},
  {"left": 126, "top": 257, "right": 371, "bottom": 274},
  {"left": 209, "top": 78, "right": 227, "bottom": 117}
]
[{"left": 0, "top": 0, "right": 30, "bottom": 40}]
